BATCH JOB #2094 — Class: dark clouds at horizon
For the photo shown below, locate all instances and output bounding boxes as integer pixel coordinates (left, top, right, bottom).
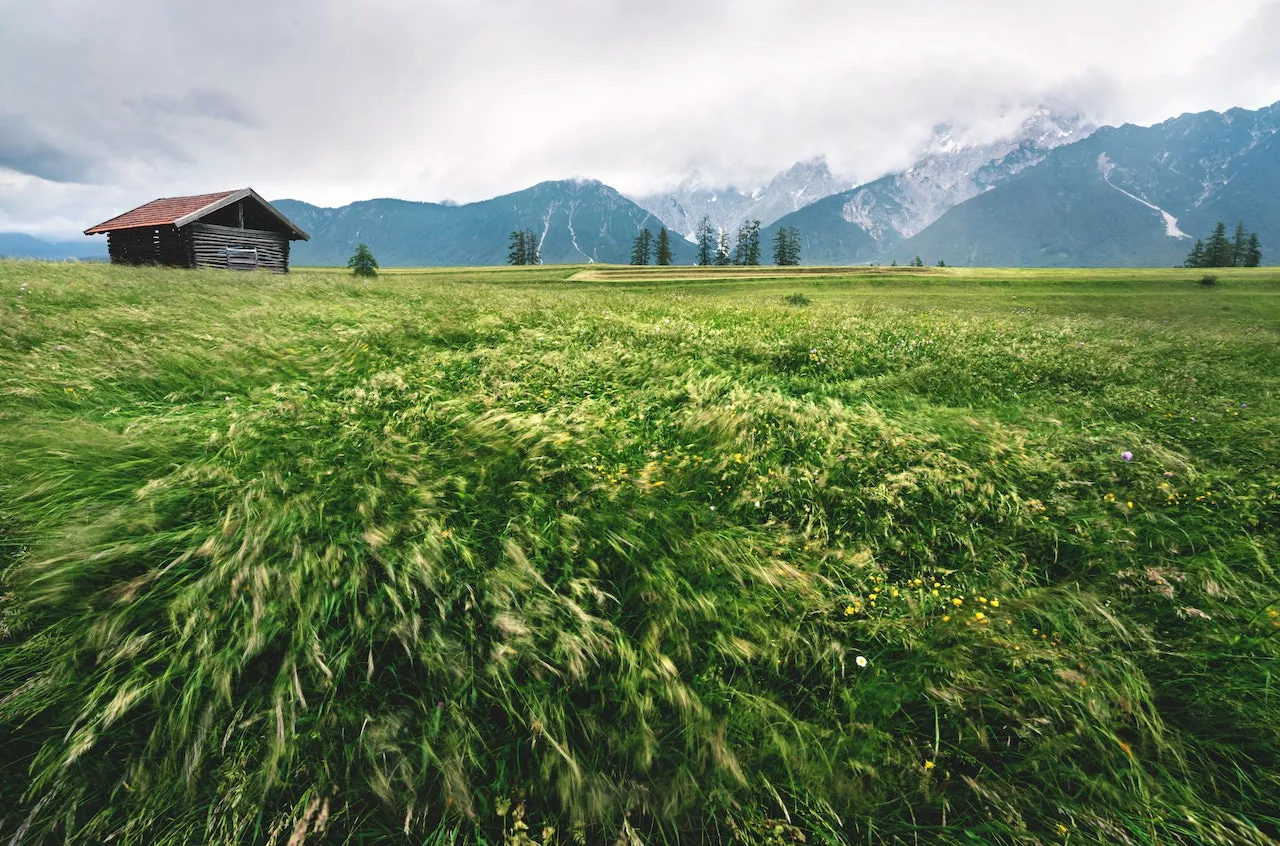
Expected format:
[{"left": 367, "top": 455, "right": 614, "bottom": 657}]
[{"left": 2, "top": 0, "right": 1279, "bottom": 236}]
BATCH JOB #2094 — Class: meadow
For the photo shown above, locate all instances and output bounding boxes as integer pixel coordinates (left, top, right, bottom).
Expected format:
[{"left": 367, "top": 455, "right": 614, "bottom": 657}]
[{"left": 1, "top": 260, "right": 1278, "bottom": 845}]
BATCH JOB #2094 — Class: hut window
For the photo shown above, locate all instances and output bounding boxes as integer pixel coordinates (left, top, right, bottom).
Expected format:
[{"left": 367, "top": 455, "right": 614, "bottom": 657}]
[{"left": 226, "top": 247, "right": 258, "bottom": 270}]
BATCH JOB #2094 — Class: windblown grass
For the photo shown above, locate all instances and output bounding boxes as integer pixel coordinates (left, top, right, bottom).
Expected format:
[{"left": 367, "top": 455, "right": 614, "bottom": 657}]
[{"left": 1, "top": 261, "right": 1278, "bottom": 844}]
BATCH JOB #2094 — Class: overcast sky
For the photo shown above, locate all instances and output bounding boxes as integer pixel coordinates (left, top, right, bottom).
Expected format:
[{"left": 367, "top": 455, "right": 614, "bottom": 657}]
[{"left": 3, "top": 0, "right": 1279, "bottom": 237}]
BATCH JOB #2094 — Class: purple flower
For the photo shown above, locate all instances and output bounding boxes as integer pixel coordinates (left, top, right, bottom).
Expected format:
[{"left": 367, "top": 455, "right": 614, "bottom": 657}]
[{"left": 1121, "top": 451, "right": 1133, "bottom": 461}]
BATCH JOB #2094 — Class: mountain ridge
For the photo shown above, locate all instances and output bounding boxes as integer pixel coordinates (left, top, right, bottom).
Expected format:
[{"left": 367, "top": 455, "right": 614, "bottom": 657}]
[{"left": 7, "top": 101, "right": 1278, "bottom": 267}]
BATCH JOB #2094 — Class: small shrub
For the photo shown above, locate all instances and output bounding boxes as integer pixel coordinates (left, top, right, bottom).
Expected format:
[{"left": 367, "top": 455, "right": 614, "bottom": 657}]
[
  {"left": 783, "top": 292, "right": 812, "bottom": 306},
  {"left": 1199, "top": 274, "right": 1218, "bottom": 287}
]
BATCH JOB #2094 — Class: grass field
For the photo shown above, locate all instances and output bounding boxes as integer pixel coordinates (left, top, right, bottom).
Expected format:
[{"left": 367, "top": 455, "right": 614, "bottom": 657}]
[{"left": 1, "top": 260, "right": 1278, "bottom": 844}]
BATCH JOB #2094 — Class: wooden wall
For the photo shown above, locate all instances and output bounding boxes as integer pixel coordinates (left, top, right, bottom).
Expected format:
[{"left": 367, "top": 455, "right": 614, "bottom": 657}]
[
  {"left": 190, "top": 223, "right": 290, "bottom": 273},
  {"left": 107, "top": 227, "right": 191, "bottom": 267},
  {"left": 106, "top": 224, "right": 290, "bottom": 272}
]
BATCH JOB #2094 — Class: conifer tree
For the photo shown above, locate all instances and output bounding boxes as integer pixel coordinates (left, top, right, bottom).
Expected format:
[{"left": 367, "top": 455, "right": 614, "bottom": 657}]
[
  {"left": 733, "top": 225, "right": 749, "bottom": 266},
  {"left": 785, "top": 227, "right": 801, "bottom": 266},
  {"left": 507, "top": 230, "right": 526, "bottom": 266},
  {"left": 347, "top": 243, "right": 378, "bottom": 277},
  {"left": 744, "top": 219, "right": 762, "bottom": 265},
  {"left": 695, "top": 217, "right": 715, "bottom": 266},
  {"left": 630, "top": 228, "right": 653, "bottom": 266},
  {"left": 772, "top": 227, "right": 802, "bottom": 266},
  {"left": 522, "top": 229, "right": 540, "bottom": 266},
  {"left": 1206, "top": 222, "right": 1232, "bottom": 268},
  {"left": 1232, "top": 221, "right": 1249, "bottom": 267},
  {"left": 911, "top": 255, "right": 924, "bottom": 268},
  {"left": 715, "top": 230, "right": 732, "bottom": 266},
  {"left": 1184, "top": 239, "right": 1206, "bottom": 268},
  {"left": 656, "top": 227, "right": 673, "bottom": 266},
  {"left": 1244, "top": 233, "right": 1263, "bottom": 268}
]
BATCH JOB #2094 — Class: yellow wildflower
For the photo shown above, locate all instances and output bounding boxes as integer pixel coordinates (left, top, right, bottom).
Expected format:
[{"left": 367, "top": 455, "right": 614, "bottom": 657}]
[
  {"left": 924, "top": 760, "right": 935, "bottom": 770},
  {"left": 951, "top": 598, "right": 964, "bottom": 607}
]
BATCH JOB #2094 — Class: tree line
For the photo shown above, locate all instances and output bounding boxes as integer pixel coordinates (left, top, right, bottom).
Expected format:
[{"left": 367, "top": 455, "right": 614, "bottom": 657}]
[
  {"left": 1184, "top": 222, "right": 1262, "bottom": 268},
  {"left": 628, "top": 217, "right": 802, "bottom": 266},
  {"left": 507, "top": 216, "right": 803, "bottom": 267}
]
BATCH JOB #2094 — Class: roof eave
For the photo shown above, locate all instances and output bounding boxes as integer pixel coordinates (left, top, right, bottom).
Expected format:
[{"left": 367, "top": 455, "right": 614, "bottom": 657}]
[
  {"left": 84, "top": 188, "right": 311, "bottom": 240},
  {"left": 173, "top": 188, "right": 310, "bottom": 240}
]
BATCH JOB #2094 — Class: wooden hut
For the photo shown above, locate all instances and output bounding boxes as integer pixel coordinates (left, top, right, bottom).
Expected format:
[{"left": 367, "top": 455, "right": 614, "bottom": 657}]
[{"left": 84, "top": 188, "right": 309, "bottom": 273}]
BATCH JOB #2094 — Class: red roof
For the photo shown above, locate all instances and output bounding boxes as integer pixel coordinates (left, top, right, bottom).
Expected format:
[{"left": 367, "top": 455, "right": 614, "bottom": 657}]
[{"left": 84, "top": 190, "right": 241, "bottom": 234}]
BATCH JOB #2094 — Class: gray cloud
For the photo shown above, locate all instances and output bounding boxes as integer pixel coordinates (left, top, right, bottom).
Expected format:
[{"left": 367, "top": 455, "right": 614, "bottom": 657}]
[
  {"left": 0, "top": 115, "right": 96, "bottom": 182},
  {"left": 128, "top": 89, "right": 259, "bottom": 128},
  {"left": 1, "top": 0, "right": 1278, "bottom": 236}
]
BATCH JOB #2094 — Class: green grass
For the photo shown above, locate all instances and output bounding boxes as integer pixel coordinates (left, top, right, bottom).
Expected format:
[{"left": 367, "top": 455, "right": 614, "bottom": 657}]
[{"left": 1, "top": 260, "right": 1278, "bottom": 844}]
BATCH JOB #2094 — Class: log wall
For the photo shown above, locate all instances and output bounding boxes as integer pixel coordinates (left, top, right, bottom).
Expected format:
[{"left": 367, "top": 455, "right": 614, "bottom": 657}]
[
  {"left": 189, "top": 223, "right": 290, "bottom": 273},
  {"left": 107, "top": 227, "right": 192, "bottom": 267}
]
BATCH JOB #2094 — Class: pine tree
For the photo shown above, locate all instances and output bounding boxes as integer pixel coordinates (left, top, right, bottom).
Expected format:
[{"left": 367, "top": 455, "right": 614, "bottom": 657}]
[
  {"left": 744, "top": 219, "right": 762, "bottom": 265},
  {"left": 507, "top": 230, "right": 526, "bottom": 266},
  {"left": 772, "top": 227, "right": 802, "bottom": 266},
  {"left": 1231, "top": 222, "right": 1249, "bottom": 267},
  {"left": 695, "top": 217, "right": 715, "bottom": 266},
  {"left": 772, "top": 228, "right": 789, "bottom": 266},
  {"left": 785, "top": 227, "right": 801, "bottom": 266},
  {"left": 1244, "top": 233, "right": 1263, "bottom": 267},
  {"left": 1206, "top": 222, "right": 1232, "bottom": 267},
  {"left": 733, "top": 225, "right": 748, "bottom": 265},
  {"left": 347, "top": 243, "right": 378, "bottom": 277},
  {"left": 656, "top": 227, "right": 673, "bottom": 266},
  {"left": 1184, "top": 239, "right": 1206, "bottom": 268},
  {"left": 911, "top": 255, "right": 924, "bottom": 268},
  {"left": 715, "top": 230, "right": 732, "bottom": 266},
  {"left": 523, "top": 229, "right": 540, "bottom": 266},
  {"left": 630, "top": 228, "right": 653, "bottom": 266}
]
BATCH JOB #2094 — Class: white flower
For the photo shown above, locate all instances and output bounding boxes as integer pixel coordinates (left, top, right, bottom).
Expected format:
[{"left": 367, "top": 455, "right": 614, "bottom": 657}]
[{"left": 855, "top": 655, "right": 868, "bottom": 668}]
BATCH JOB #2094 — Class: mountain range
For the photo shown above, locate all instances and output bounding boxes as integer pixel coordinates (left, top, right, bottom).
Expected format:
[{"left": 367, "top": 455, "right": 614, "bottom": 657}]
[
  {"left": 4, "top": 101, "right": 1276, "bottom": 267},
  {"left": 276, "top": 179, "right": 694, "bottom": 267},
  {"left": 632, "top": 158, "right": 850, "bottom": 241},
  {"left": 0, "top": 232, "right": 106, "bottom": 262}
]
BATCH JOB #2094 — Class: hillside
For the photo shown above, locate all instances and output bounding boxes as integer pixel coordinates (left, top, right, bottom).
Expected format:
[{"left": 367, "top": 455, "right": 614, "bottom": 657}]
[{"left": 898, "top": 102, "right": 1280, "bottom": 266}]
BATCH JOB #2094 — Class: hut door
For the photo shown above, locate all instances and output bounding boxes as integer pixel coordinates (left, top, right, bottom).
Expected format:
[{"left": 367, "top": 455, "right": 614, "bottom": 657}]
[{"left": 226, "top": 247, "right": 259, "bottom": 271}]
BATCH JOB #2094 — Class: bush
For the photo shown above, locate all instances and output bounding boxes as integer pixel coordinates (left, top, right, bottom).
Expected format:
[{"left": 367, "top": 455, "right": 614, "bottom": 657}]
[
  {"left": 1198, "top": 274, "right": 1218, "bottom": 287},
  {"left": 783, "top": 292, "right": 812, "bottom": 306}
]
